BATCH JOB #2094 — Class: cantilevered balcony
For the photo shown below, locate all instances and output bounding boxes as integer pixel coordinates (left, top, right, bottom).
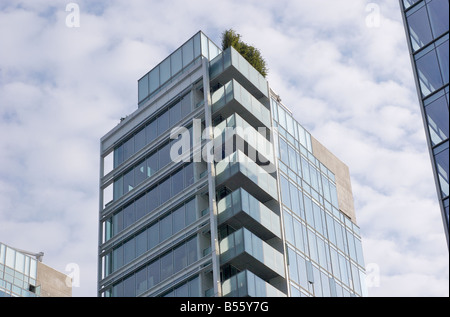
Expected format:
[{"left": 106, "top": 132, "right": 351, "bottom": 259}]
[
  {"left": 215, "top": 151, "right": 278, "bottom": 203},
  {"left": 222, "top": 270, "right": 286, "bottom": 297},
  {"left": 213, "top": 113, "right": 274, "bottom": 171},
  {"left": 217, "top": 188, "right": 281, "bottom": 241},
  {"left": 209, "top": 47, "right": 269, "bottom": 102},
  {"left": 211, "top": 79, "right": 271, "bottom": 130},
  {"left": 219, "top": 228, "right": 285, "bottom": 280}
]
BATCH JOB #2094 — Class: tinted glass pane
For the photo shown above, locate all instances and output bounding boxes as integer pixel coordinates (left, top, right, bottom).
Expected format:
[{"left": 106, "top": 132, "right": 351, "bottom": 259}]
[
  {"left": 160, "top": 213, "right": 172, "bottom": 241},
  {"left": 135, "top": 267, "right": 147, "bottom": 295},
  {"left": 138, "top": 75, "right": 149, "bottom": 102},
  {"left": 185, "top": 199, "right": 196, "bottom": 225},
  {"left": 182, "top": 39, "right": 194, "bottom": 67},
  {"left": 135, "top": 128, "right": 146, "bottom": 153},
  {"left": 147, "top": 152, "right": 159, "bottom": 177},
  {"left": 160, "top": 252, "right": 173, "bottom": 281},
  {"left": 436, "top": 39, "right": 449, "bottom": 85},
  {"left": 416, "top": 48, "right": 443, "bottom": 96},
  {"left": 173, "top": 244, "right": 187, "bottom": 273},
  {"left": 148, "top": 261, "right": 160, "bottom": 288},
  {"left": 159, "top": 178, "right": 171, "bottom": 204},
  {"left": 427, "top": 0, "right": 449, "bottom": 39},
  {"left": 158, "top": 111, "right": 169, "bottom": 135},
  {"left": 123, "top": 274, "right": 135, "bottom": 297},
  {"left": 169, "top": 101, "right": 181, "bottom": 127},
  {"left": 124, "top": 238, "right": 135, "bottom": 264},
  {"left": 134, "top": 160, "right": 147, "bottom": 186},
  {"left": 146, "top": 120, "right": 158, "bottom": 144},
  {"left": 136, "top": 230, "right": 147, "bottom": 257},
  {"left": 147, "top": 186, "right": 159, "bottom": 212},
  {"left": 435, "top": 144, "right": 449, "bottom": 197},
  {"left": 123, "top": 203, "right": 135, "bottom": 229},
  {"left": 123, "top": 169, "right": 134, "bottom": 194},
  {"left": 181, "top": 94, "right": 191, "bottom": 117},
  {"left": 123, "top": 138, "right": 134, "bottom": 162},
  {"left": 159, "top": 142, "right": 171, "bottom": 168},
  {"left": 425, "top": 94, "right": 449, "bottom": 145},
  {"left": 149, "top": 67, "right": 160, "bottom": 95},
  {"left": 173, "top": 205, "right": 185, "bottom": 233},
  {"left": 171, "top": 48, "right": 183, "bottom": 76},
  {"left": 160, "top": 58, "right": 171, "bottom": 84},
  {"left": 408, "top": 4, "right": 433, "bottom": 51},
  {"left": 135, "top": 194, "right": 146, "bottom": 220},
  {"left": 184, "top": 163, "right": 194, "bottom": 187},
  {"left": 148, "top": 223, "right": 159, "bottom": 249}
]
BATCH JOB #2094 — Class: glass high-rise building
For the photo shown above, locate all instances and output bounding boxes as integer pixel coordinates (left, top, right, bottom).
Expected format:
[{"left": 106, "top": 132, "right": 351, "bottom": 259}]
[
  {"left": 399, "top": 0, "right": 449, "bottom": 246},
  {"left": 98, "top": 31, "right": 367, "bottom": 297}
]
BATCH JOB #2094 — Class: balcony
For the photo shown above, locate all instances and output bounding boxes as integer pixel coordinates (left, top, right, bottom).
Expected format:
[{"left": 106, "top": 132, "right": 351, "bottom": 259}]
[
  {"left": 213, "top": 113, "right": 274, "bottom": 170},
  {"left": 222, "top": 270, "right": 286, "bottom": 297},
  {"left": 211, "top": 79, "right": 271, "bottom": 130},
  {"left": 217, "top": 188, "right": 281, "bottom": 241},
  {"left": 215, "top": 151, "right": 278, "bottom": 203},
  {"left": 219, "top": 228, "right": 285, "bottom": 280},
  {"left": 209, "top": 47, "right": 269, "bottom": 102}
]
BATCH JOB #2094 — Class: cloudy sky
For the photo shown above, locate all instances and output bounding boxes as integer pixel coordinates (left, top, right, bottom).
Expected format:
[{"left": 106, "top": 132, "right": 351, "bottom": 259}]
[{"left": 0, "top": 0, "right": 448, "bottom": 297}]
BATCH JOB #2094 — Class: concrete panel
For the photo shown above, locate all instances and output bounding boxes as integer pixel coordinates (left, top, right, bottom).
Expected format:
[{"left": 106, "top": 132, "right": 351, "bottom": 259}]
[
  {"left": 37, "top": 262, "right": 72, "bottom": 297},
  {"left": 311, "top": 136, "right": 357, "bottom": 224}
]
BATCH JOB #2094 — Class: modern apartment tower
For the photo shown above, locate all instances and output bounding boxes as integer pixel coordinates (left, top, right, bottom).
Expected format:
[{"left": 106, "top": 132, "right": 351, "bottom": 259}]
[
  {"left": 98, "top": 32, "right": 367, "bottom": 297},
  {"left": 0, "top": 242, "right": 72, "bottom": 297},
  {"left": 399, "top": 0, "right": 449, "bottom": 246}
]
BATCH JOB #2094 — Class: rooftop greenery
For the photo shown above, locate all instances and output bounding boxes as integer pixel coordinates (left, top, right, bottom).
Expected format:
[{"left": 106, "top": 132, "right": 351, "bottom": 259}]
[{"left": 221, "top": 29, "right": 268, "bottom": 77}]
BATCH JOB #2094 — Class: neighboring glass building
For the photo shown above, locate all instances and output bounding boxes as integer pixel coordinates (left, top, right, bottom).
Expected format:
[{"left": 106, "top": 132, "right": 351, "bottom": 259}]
[
  {"left": 98, "top": 31, "right": 367, "bottom": 297},
  {"left": 399, "top": 0, "right": 449, "bottom": 246},
  {"left": 0, "top": 242, "right": 72, "bottom": 297}
]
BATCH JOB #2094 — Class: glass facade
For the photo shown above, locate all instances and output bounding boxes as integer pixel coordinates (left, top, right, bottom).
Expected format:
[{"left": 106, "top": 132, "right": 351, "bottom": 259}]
[
  {"left": 400, "top": 0, "right": 449, "bottom": 245},
  {"left": 99, "top": 31, "right": 367, "bottom": 297},
  {"left": 0, "top": 243, "right": 40, "bottom": 297}
]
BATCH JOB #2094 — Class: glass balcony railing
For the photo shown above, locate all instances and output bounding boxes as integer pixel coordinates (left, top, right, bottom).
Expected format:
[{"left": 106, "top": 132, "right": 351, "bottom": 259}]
[
  {"left": 217, "top": 188, "right": 281, "bottom": 240},
  {"left": 138, "top": 31, "right": 221, "bottom": 106},
  {"left": 219, "top": 228, "right": 285, "bottom": 280},
  {"left": 222, "top": 270, "right": 286, "bottom": 297},
  {"left": 214, "top": 113, "right": 274, "bottom": 167},
  {"left": 211, "top": 79, "right": 271, "bottom": 129},
  {"left": 215, "top": 151, "right": 278, "bottom": 203},
  {"left": 209, "top": 46, "right": 269, "bottom": 100}
]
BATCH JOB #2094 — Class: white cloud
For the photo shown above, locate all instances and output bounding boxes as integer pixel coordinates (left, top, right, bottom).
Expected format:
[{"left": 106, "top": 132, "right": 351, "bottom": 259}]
[{"left": 0, "top": 0, "right": 447, "bottom": 297}]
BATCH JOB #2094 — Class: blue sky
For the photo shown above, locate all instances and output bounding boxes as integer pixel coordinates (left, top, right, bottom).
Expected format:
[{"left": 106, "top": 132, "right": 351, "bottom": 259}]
[{"left": 0, "top": 0, "right": 448, "bottom": 297}]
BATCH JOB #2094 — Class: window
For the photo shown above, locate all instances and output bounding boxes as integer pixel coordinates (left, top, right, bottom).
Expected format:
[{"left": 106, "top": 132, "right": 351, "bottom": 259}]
[
  {"left": 160, "top": 213, "right": 172, "bottom": 242},
  {"left": 159, "top": 178, "right": 171, "bottom": 204},
  {"left": 425, "top": 92, "right": 449, "bottom": 146},
  {"left": 160, "top": 252, "right": 173, "bottom": 281},
  {"left": 415, "top": 44, "right": 444, "bottom": 96},
  {"left": 148, "top": 223, "right": 159, "bottom": 250},
  {"left": 280, "top": 175, "right": 291, "bottom": 210},
  {"left": 146, "top": 186, "right": 159, "bottom": 213},
  {"left": 434, "top": 142, "right": 449, "bottom": 197},
  {"left": 407, "top": 3, "right": 433, "bottom": 51},
  {"left": 135, "top": 267, "right": 147, "bottom": 295},
  {"left": 160, "top": 57, "right": 171, "bottom": 84},
  {"left": 172, "top": 205, "right": 185, "bottom": 234},
  {"left": 147, "top": 261, "right": 160, "bottom": 289},
  {"left": 427, "top": 0, "right": 449, "bottom": 39},
  {"left": 173, "top": 244, "right": 187, "bottom": 273},
  {"left": 171, "top": 169, "right": 184, "bottom": 197},
  {"left": 158, "top": 111, "right": 169, "bottom": 135}
]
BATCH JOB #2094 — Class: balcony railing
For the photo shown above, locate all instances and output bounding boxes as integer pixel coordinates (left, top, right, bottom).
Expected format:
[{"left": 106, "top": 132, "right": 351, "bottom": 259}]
[
  {"left": 217, "top": 188, "right": 281, "bottom": 241},
  {"left": 222, "top": 270, "right": 286, "bottom": 297},
  {"left": 213, "top": 113, "right": 274, "bottom": 168},
  {"left": 209, "top": 46, "right": 269, "bottom": 101},
  {"left": 219, "top": 228, "right": 285, "bottom": 280},
  {"left": 211, "top": 79, "right": 271, "bottom": 129},
  {"left": 215, "top": 151, "right": 278, "bottom": 203}
]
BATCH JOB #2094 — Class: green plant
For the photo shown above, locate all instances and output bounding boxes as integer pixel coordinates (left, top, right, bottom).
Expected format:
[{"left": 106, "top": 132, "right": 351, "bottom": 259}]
[{"left": 221, "top": 29, "right": 268, "bottom": 77}]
